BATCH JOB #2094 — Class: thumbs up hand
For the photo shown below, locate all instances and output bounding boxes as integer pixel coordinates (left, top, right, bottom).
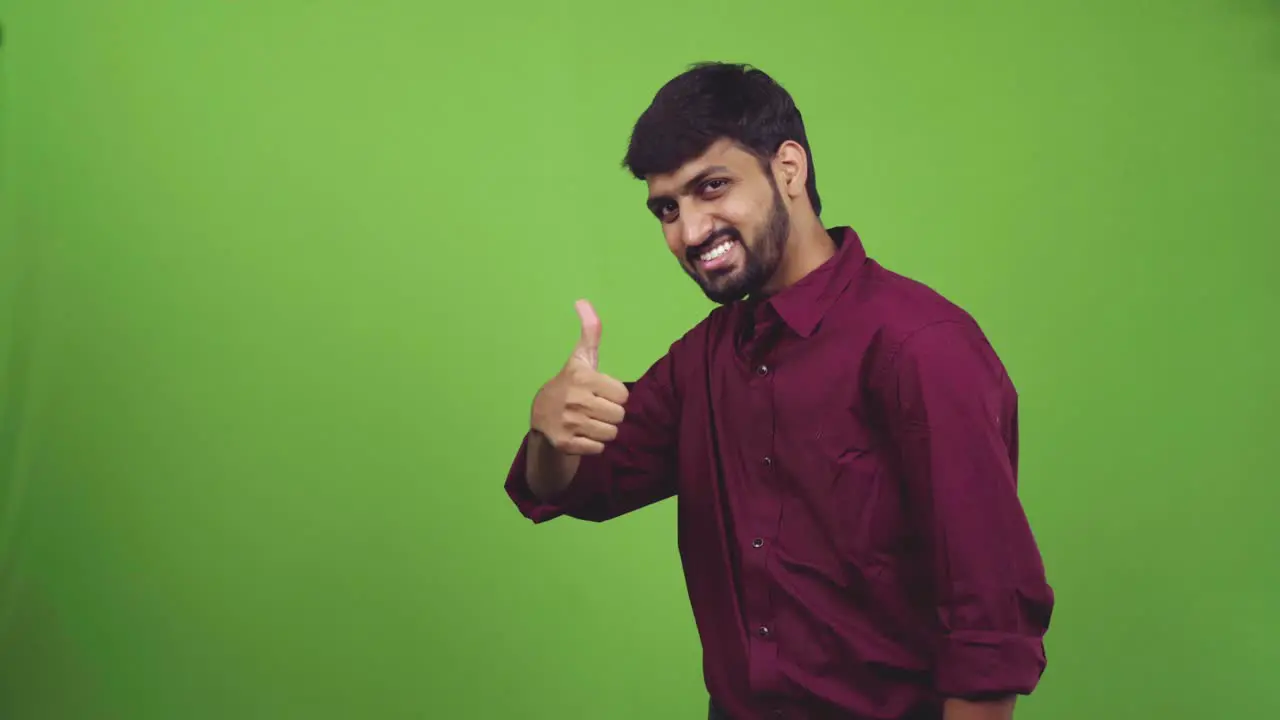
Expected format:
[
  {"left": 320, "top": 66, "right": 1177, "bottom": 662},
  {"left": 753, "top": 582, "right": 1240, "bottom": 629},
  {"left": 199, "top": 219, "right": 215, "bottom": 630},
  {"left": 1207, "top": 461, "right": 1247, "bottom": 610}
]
[
  {"left": 530, "top": 300, "right": 630, "bottom": 456},
  {"left": 570, "top": 299, "right": 602, "bottom": 371}
]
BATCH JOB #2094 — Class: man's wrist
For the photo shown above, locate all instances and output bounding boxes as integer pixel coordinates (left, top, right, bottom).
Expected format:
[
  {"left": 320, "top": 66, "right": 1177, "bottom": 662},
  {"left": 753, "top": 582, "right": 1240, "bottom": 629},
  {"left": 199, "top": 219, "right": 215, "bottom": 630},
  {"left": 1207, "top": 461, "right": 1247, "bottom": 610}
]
[{"left": 942, "top": 695, "right": 1016, "bottom": 720}]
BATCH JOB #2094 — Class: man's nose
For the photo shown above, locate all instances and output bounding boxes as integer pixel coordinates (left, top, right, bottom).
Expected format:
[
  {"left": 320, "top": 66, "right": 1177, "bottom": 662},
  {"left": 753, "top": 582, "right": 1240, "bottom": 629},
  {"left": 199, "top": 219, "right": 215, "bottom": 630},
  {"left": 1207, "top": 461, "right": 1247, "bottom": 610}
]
[{"left": 681, "top": 210, "right": 714, "bottom": 249}]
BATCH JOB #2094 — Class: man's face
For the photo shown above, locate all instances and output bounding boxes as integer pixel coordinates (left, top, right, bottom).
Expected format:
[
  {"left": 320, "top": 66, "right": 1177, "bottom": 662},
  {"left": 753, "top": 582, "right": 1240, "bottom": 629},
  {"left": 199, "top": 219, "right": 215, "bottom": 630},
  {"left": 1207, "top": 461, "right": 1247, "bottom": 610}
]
[{"left": 644, "top": 139, "right": 792, "bottom": 304}]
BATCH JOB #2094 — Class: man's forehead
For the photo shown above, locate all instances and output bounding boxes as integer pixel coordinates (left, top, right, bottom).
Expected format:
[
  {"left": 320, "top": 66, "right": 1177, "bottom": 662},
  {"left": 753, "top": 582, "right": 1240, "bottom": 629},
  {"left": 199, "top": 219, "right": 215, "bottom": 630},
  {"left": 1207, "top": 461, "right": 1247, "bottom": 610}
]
[{"left": 646, "top": 142, "right": 755, "bottom": 195}]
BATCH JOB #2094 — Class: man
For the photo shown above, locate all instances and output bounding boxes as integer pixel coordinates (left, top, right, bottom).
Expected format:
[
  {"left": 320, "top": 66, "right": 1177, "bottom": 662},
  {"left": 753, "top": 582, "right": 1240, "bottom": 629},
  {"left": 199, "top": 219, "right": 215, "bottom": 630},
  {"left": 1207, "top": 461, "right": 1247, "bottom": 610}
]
[{"left": 503, "top": 62, "right": 1053, "bottom": 720}]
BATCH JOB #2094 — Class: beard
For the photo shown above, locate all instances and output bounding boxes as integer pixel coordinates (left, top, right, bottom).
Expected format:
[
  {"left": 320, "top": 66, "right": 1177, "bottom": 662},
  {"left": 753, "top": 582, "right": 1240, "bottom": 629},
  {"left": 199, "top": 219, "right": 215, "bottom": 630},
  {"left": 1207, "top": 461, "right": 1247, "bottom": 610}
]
[{"left": 683, "top": 183, "right": 792, "bottom": 305}]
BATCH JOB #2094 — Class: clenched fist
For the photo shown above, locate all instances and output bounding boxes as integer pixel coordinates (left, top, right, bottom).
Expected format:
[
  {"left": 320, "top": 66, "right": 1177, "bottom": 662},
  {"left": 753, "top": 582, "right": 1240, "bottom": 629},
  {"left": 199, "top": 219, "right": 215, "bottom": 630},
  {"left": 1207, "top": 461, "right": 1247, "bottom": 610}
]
[{"left": 530, "top": 299, "right": 630, "bottom": 456}]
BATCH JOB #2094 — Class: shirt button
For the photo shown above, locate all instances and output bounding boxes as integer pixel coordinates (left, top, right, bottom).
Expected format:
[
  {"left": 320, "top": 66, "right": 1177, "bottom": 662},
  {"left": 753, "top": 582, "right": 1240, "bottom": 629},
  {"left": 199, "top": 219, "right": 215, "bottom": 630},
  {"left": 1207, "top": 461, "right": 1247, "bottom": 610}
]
[
  {"left": 752, "top": 538, "right": 764, "bottom": 548},
  {"left": 756, "top": 364, "right": 769, "bottom": 376},
  {"left": 758, "top": 625, "right": 771, "bottom": 637},
  {"left": 762, "top": 456, "right": 772, "bottom": 467}
]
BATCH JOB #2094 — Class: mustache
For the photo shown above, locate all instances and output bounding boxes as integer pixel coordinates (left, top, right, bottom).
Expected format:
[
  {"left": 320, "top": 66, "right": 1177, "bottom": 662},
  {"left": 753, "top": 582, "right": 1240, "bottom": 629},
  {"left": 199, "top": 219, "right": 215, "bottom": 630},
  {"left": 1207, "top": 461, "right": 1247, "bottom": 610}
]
[{"left": 687, "top": 228, "right": 742, "bottom": 263}]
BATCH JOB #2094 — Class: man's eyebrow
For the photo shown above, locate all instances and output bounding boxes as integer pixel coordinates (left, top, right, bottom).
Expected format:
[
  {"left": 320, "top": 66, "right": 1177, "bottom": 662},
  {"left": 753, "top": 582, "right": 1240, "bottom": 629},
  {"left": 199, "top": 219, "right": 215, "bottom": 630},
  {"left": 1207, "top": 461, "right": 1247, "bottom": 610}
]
[{"left": 646, "top": 165, "right": 732, "bottom": 212}]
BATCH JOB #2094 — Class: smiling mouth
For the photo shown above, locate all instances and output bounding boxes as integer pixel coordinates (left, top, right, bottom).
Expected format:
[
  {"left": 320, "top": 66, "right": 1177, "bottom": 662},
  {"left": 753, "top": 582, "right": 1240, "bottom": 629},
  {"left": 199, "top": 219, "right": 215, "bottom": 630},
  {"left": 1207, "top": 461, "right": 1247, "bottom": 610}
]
[{"left": 696, "top": 237, "right": 739, "bottom": 272}]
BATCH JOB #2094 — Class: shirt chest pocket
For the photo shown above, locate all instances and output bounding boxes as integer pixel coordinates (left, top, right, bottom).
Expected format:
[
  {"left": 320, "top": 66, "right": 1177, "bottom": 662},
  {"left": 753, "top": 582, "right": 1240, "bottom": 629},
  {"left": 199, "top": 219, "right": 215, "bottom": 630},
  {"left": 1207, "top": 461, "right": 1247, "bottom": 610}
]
[
  {"left": 795, "top": 403, "right": 902, "bottom": 565},
  {"left": 815, "top": 403, "right": 878, "bottom": 467}
]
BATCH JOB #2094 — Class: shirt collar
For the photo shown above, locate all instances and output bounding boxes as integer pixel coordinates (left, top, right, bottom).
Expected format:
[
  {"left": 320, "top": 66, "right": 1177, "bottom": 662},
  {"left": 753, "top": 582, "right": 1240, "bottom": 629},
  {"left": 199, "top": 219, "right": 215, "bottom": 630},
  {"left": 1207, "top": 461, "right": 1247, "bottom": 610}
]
[{"left": 759, "top": 226, "right": 867, "bottom": 338}]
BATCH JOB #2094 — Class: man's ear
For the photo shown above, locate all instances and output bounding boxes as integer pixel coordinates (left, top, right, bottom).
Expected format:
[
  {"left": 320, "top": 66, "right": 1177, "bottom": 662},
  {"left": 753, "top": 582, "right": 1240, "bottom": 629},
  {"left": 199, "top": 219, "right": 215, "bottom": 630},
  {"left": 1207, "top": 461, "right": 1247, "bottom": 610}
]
[{"left": 772, "top": 140, "right": 809, "bottom": 203}]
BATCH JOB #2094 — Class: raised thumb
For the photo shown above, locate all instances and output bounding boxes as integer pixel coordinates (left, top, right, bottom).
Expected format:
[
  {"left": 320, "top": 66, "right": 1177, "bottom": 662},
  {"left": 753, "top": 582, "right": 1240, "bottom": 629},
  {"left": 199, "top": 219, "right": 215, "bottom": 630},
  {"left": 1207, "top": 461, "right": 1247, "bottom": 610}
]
[{"left": 573, "top": 298, "right": 601, "bottom": 369}]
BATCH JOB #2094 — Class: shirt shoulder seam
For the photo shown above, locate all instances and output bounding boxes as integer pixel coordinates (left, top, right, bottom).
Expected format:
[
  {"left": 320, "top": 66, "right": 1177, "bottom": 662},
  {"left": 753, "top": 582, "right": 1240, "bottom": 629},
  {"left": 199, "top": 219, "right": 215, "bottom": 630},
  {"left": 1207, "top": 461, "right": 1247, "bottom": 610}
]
[{"left": 875, "top": 318, "right": 971, "bottom": 388}]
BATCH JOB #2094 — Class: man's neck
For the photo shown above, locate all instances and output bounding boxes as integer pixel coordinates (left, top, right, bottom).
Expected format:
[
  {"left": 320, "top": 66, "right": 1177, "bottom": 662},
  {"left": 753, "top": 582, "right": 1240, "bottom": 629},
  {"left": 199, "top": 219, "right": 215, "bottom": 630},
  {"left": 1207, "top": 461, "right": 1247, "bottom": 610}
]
[{"left": 764, "top": 216, "right": 836, "bottom": 293}]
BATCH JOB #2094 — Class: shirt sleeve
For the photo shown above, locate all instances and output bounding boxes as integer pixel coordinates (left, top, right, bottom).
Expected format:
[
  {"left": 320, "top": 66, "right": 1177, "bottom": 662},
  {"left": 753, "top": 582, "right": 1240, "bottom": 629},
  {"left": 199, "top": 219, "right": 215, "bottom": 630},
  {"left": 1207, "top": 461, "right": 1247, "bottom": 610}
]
[
  {"left": 504, "top": 346, "right": 682, "bottom": 524},
  {"left": 878, "top": 320, "right": 1055, "bottom": 698}
]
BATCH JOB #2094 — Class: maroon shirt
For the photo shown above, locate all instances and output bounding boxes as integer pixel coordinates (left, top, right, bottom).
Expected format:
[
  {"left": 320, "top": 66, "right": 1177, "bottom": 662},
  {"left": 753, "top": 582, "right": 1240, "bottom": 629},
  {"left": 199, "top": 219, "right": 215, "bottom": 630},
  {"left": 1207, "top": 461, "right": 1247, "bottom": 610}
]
[{"left": 504, "top": 228, "right": 1053, "bottom": 720}]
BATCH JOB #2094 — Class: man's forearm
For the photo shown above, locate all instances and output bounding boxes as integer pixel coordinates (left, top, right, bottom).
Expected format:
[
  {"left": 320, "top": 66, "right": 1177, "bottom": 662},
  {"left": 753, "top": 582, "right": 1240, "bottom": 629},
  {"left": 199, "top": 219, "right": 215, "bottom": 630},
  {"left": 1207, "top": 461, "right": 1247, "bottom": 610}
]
[
  {"left": 943, "top": 697, "right": 1016, "bottom": 720},
  {"left": 525, "top": 430, "right": 582, "bottom": 500}
]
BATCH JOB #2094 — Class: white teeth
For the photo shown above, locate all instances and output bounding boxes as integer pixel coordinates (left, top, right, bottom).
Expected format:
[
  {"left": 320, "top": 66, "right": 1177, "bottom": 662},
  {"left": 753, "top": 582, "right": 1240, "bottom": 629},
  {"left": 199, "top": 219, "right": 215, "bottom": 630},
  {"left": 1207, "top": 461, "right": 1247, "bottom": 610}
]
[{"left": 700, "top": 241, "right": 734, "bottom": 263}]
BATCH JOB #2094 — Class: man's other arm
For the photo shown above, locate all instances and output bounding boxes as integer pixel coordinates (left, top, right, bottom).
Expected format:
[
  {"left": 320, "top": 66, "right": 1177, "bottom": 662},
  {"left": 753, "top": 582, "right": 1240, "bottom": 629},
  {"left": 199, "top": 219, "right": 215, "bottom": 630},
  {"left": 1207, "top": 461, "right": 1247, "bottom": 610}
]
[{"left": 876, "top": 320, "right": 1054, "bottom": 718}]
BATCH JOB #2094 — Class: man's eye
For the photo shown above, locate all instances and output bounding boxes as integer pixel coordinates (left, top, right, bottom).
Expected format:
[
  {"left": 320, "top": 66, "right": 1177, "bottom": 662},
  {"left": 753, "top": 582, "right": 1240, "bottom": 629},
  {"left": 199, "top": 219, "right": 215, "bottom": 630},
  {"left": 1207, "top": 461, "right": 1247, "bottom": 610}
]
[
  {"left": 703, "top": 179, "right": 728, "bottom": 192},
  {"left": 658, "top": 203, "right": 678, "bottom": 221}
]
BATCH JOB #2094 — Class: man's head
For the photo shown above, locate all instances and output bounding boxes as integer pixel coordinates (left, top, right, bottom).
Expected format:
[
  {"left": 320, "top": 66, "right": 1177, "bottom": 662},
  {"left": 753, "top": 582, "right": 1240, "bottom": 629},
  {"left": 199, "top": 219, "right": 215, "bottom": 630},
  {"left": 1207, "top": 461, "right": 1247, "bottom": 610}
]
[{"left": 623, "top": 63, "right": 822, "bottom": 304}]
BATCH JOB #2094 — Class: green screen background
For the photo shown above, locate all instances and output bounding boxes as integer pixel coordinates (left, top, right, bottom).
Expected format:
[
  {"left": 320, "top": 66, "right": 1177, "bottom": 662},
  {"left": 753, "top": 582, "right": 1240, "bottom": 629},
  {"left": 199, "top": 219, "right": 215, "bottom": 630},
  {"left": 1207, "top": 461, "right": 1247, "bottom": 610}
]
[{"left": 1, "top": 1, "right": 1277, "bottom": 718}]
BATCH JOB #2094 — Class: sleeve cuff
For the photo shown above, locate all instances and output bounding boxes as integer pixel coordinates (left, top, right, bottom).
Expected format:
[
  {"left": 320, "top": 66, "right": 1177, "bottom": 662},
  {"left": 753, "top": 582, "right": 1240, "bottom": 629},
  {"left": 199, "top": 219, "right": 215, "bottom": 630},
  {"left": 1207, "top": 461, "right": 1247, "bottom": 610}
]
[
  {"left": 934, "top": 630, "right": 1047, "bottom": 698},
  {"left": 503, "top": 433, "right": 604, "bottom": 523}
]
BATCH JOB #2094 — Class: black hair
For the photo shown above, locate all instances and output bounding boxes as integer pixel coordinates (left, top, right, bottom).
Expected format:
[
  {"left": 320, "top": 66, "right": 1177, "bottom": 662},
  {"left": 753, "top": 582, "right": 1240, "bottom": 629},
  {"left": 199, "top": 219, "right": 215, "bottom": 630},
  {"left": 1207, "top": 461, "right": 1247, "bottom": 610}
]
[{"left": 622, "top": 62, "right": 821, "bottom": 216}]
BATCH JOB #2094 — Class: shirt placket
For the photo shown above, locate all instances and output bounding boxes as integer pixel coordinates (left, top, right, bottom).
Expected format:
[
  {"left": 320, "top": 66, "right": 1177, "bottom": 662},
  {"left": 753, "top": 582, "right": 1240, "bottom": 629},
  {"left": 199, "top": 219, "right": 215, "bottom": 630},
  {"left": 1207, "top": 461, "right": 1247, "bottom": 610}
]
[{"left": 741, "top": 314, "right": 787, "bottom": 698}]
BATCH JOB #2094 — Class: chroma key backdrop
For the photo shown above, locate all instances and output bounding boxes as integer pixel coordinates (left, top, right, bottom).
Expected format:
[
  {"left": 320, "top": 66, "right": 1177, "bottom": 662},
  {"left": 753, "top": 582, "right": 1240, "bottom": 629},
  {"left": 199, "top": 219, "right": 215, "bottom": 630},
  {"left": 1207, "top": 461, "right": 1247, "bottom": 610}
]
[{"left": 1, "top": 1, "right": 1277, "bottom": 718}]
